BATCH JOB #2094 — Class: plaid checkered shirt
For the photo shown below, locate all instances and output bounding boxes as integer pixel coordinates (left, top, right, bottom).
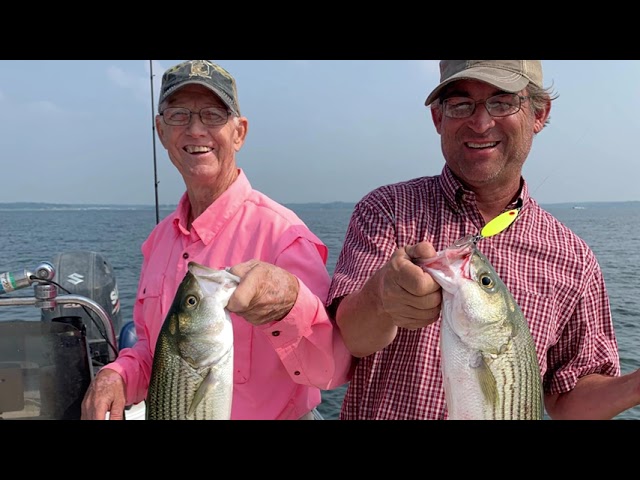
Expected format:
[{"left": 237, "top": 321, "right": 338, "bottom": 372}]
[{"left": 327, "top": 165, "right": 620, "bottom": 420}]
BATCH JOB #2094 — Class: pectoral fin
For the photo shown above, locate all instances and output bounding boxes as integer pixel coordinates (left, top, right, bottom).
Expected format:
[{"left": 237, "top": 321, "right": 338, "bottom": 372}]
[
  {"left": 472, "top": 352, "right": 498, "bottom": 406},
  {"left": 188, "top": 369, "right": 218, "bottom": 417}
]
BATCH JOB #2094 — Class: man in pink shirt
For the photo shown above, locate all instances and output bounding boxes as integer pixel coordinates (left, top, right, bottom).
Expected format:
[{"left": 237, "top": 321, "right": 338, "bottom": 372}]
[{"left": 81, "top": 60, "right": 353, "bottom": 420}]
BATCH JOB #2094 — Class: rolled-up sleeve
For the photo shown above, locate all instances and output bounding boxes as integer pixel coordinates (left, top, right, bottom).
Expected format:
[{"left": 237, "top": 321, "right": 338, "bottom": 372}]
[
  {"left": 545, "top": 264, "right": 620, "bottom": 395},
  {"left": 258, "top": 236, "right": 354, "bottom": 390}
]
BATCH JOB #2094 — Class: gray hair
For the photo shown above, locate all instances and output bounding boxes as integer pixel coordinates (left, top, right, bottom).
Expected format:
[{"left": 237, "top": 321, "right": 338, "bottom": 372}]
[{"left": 526, "top": 82, "right": 558, "bottom": 128}]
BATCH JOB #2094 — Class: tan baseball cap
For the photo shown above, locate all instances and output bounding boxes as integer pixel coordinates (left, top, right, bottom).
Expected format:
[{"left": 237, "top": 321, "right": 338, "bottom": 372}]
[{"left": 424, "top": 60, "right": 543, "bottom": 106}]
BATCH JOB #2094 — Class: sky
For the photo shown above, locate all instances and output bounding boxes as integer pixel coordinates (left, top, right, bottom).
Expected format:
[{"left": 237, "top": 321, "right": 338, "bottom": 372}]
[{"left": 1, "top": 60, "right": 638, "bottom": 206}]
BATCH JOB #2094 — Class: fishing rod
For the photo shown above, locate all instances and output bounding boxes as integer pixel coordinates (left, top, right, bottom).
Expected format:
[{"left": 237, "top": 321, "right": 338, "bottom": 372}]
[{"left": 149, "top": 60, "right": 160, "bottom": 225}]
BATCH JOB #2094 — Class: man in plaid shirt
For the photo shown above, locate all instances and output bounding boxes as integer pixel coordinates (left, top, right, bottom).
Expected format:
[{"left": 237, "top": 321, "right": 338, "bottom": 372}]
[{"left": 327, "top": 60, "right": 639, "bottom": 420}]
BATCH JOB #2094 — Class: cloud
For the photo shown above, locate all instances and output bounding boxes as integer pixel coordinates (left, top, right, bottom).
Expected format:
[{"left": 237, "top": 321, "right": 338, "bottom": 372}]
[
  {"left": 107, "top": 60, "right": 165, "bottom": 104},
  {"left": 0, "top": 90, "right": 4, "bottom": 101},
  {"left": 107, "top": 63, "right": 148, "bottom": 103}
]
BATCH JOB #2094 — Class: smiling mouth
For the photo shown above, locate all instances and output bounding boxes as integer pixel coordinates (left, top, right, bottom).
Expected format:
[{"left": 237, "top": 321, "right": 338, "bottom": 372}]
[
  {"left": 465, "top": 142, "right": 498, "bottom": 149},
  {"left": 184, "top": 146, "right": 213, "bottom": 154}
]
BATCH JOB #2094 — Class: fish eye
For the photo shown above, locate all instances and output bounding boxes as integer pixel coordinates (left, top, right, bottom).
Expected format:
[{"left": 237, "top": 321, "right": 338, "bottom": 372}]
[
  {"left": 479, "top": 274, "right": 494, "bottom": 288},
  {"left": 185, "top": 294, "right": 198, "bottom": 308}
]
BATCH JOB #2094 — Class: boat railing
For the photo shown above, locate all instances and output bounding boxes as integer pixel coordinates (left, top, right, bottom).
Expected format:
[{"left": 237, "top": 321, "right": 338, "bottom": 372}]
[{"left": 0, "top": 262, "right": 118, "bottom": 364}]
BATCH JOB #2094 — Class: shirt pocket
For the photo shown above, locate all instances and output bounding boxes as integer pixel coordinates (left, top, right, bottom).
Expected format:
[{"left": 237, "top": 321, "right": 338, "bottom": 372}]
[
  {"left": 136, "top": 275, "right": 166, "bottom": 353},
  {"left": 231, "top": 314, "right": 252, "bottom": 385},
  {"left": 510, "top": 287, "right": 556, "bottom": 376}
]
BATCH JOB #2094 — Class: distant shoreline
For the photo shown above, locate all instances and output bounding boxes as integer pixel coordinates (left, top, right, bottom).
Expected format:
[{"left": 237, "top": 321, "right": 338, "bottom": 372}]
[
  {"left": 0, "top": 200, "right": 638, "bottom": 211},
  {"left": 0, "top": 201, "right": 358, "bottom": 211}
]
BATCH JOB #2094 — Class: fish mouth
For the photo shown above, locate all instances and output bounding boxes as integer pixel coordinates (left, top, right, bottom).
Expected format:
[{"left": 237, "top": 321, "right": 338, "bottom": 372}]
[
  {"left": 186, "top": 262, "right": 240, "bottom": 300},
  {"left": 415, "top": 242, "right": 473, "bottom": 293},
  {"left": 416, "top": 240, "right": 474, "bottom": 270}
]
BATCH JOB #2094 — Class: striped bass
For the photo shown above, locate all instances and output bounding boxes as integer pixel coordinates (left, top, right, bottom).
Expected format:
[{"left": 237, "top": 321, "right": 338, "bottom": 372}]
[
  {"left": 417, "top": 238, "right": 543, "bottom": 420},
  {"left": 146, "top": 262, "right": 239, "bottom": 420}
]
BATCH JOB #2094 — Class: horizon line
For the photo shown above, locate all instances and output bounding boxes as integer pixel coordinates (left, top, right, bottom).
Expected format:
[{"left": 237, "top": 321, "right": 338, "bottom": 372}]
[{"left": 1, "top": 200, "right": 640, "bottom": 208}]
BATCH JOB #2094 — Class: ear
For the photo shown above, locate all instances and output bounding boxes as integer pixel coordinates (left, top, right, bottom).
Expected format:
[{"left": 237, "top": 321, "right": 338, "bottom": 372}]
[
  {"left": 233, "top": 117, "right": 249, "bottom": 152},
  {"left": 156, "top": 115, "right": 168, "bottom": 149},
  {"left": 533, "top": 98, "right": 551, "bottom": 134},
  {"left": 431, "top": 104, "right": 443, "bottom": 134}
]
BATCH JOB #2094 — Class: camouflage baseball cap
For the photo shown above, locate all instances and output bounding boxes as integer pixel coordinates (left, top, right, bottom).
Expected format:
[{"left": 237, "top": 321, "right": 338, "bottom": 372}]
[
  {"left": 424, "top": 60, "right": 543, "bottom": 106},
  {"left": 158, "top": 60, "right": 241, "bottom": 116}
]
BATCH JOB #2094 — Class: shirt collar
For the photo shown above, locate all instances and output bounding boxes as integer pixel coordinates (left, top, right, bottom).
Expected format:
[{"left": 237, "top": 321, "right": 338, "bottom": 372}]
[
  {"left": 437, "top": 164, "right": 531, "bottom": 213},
  {"left": 172, "top": 168, "right": 252, "bottom": 244}
]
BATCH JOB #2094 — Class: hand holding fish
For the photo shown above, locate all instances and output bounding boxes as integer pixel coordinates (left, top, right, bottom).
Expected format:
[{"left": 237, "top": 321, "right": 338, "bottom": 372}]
[
  {"left": 226, "top": 260, "right": 298, "bottom": 325},
  {"left": 332, "top": 241, "right": 442, "bottom": 358},
  {"left": 378, "top": 241, "right": 442, "bottom": 330}
]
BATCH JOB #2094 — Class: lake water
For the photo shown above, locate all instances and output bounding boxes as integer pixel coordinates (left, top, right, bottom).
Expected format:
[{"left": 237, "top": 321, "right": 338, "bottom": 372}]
[{"left": 0, "top": 201, "right": 638, "bottom": 420}]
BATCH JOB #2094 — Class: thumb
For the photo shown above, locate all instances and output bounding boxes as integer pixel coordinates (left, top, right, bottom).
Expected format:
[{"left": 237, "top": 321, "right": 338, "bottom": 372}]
[
  {"left": 226, "top": 259, "right": 260, "bottom": 279},
  {"left": 404, "top": 241, "right": 438, "bottom": 261}
]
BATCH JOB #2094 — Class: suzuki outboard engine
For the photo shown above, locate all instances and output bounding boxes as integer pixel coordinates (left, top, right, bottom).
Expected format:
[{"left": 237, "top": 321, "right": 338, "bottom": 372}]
[{"left": 41, "top": 251, "right": 122, "bottom": 368}]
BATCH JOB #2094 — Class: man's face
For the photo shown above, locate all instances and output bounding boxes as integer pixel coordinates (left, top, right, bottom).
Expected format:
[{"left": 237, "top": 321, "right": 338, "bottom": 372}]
[
  {"left": 156, "top": 84, "right": 247, "bottom": 190},
  {"left": 431, "top": 79, "right": 549, "bottom": 191}
]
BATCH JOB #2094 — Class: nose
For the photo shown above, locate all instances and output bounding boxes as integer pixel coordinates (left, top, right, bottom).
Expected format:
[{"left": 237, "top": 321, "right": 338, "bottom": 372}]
[
  {"left": 466, "top": 103, "right": 495, "bottom": 133},
  {"left": 184, "top": 113, "right": 209, "bottom": 135}
]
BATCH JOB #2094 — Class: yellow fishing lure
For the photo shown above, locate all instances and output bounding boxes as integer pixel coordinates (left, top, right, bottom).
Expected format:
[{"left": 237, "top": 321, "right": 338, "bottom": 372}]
[{"left": 480, "top": 207, "right": 520, "bottom": 239}]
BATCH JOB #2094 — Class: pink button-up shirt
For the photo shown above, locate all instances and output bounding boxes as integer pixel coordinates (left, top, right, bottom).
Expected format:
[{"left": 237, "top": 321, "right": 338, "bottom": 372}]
[{"left": 105, "top": 169, "right": 353, "bottom": 419}]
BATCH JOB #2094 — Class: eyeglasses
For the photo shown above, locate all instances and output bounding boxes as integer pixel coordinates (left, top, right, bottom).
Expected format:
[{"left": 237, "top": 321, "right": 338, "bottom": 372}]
[
  {"left": 160, "top": 106, "right": 230, "bottom": 126},
  {"left": 441, "top": 94, "right": 530, "bottom": 119}
]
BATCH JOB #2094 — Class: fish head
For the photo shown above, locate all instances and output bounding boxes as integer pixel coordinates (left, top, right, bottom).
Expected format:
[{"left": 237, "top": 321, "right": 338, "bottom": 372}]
[
  {"left": 166, "top": 262, "right": 239, "bottom": 368},
  {"left": 418, "top": 242, "right": 515, "bottom": 352}
]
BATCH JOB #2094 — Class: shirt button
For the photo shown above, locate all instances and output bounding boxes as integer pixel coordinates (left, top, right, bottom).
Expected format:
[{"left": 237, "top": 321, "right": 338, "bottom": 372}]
[
  {"left": 272, "top": 331, "right": 280, "bottom": 337},
  {"left": 183, "top": 253, "right": 189, "bottom": 259},
  {"left": 294, "top": 371, "right": 300, "bottom": 376}
]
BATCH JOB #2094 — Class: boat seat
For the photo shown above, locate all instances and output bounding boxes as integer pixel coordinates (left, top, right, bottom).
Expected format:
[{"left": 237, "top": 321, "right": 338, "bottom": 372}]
[
  {"left": 0, "top": 320, "right": 91, "bottom": 419},
  {"left": 118, "top": 321, "right": 138, "bottom": 351}
]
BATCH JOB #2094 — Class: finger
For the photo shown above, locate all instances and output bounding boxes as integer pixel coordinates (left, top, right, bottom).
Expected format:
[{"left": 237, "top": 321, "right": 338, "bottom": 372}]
[
  {"left": 389, "top": 262, "right": 440, "bottom": 298},
  {"left": 81, "top": 396, "right": 109, "bottom": 420},
  {"left": 391, "top": 306, "right": 442, "bottom": 329},
  {"left": 384, "top": 285, "right": 442, "bottom": 314},
  {"left": 226, "top": 273, "right": 258, "bottom": 313},
  {"left": 405, "top": 241, "right": 438, "bottom": 262},
  {"left": 226, "top": 259, "right": 259, "bottom": 278},
  {"left": 108, "top": 405, "right": 126, "bottom": 420},
  {"left": 95, "top": 402, "right": 112, "bottom": 420}
]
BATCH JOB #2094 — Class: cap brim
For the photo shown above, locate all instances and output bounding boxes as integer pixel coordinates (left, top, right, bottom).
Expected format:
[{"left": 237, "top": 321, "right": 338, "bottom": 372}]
[
  {"left": 158, "top": 80, "right": 239, "bottom": 116},
  {"left": 424, "top": 67, "right": 530, "bottom": 106}
]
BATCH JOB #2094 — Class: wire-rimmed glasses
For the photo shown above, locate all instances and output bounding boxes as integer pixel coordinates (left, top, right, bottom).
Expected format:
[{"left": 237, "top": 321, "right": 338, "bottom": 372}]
[
  {"left": 441, "top": 93, "right": 530, "bottom": 119},
  {"left": 160, "top": 106, "right": 230, "bottom": 126}
]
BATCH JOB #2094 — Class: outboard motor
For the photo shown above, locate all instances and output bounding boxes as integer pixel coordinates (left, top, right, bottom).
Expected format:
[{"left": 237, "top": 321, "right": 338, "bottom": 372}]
[{"left": 41, "top": 251, "right": 122, "bottom": 369}]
